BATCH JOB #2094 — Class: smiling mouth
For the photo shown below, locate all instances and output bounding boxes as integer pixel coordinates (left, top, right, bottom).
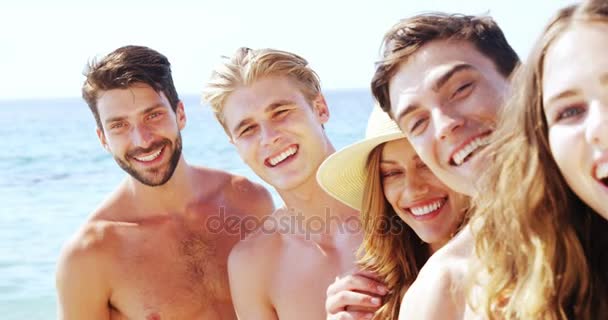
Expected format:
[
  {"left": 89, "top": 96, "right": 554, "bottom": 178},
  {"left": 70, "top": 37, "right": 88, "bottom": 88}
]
[
  {"left": 265, "top": 145, "right": 298, "bottom": 167},
  {"left": 449, "top": 134, "right": 492, "bottom": 167},
  {"left": 131, "top": 145, "right": 165, "bottom": 163},
  {"left": 407, "top": 197, "right": 448, "bottom": 217}
]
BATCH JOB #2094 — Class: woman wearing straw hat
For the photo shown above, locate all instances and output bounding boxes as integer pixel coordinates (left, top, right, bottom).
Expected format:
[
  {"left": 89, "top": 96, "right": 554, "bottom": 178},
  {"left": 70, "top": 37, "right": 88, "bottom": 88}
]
[{"left": 319, "top": 105, "right": 469, "bottom": 319}]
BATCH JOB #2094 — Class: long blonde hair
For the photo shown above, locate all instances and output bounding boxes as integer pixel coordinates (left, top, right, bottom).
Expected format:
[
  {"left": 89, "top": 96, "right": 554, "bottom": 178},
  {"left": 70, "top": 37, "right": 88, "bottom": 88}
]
[
  {"left": 357, "top": 144, "right": 431, "bottom": 319},
  {"left": 469, "top": 1, "right": 608, "bottom": 318}
]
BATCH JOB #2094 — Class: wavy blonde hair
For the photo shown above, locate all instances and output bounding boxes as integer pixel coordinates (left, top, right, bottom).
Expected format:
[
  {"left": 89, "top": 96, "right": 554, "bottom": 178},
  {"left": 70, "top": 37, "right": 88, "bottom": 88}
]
[
  {"left": 356, "top": 144, "right": 433, "bottom": 319},
  {"left": 468, "top": 1, "right": 608, "bottom": 318},
  {"left": 202, "top": 47, "right": 321, "bottom": 135}
]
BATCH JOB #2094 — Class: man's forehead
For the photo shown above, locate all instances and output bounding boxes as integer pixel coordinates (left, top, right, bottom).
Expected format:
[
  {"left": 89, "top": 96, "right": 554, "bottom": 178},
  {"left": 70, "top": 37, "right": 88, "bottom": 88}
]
[
  {"left": 397, "top": 39, "right": 489, "bottom": 71},
  {"left": 97, "top": 86, "right": 168, "bottom": 118},
  {"left": 223, "top": 83, "right": 303, "bottom": 124}
]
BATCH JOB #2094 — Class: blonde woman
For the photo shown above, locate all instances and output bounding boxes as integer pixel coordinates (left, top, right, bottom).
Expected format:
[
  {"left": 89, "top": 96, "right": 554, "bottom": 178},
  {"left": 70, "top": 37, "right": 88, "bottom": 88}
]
[
  {"left": 319, "top": 106, "right": 469, "bottom": 319},
  {"left": 470, "top": 0, "right": 608, "bottom": 318}
]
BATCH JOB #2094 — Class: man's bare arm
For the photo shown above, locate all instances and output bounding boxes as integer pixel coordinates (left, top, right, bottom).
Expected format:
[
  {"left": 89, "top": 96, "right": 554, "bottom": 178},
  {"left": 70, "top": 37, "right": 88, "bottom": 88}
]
[
  {"left": 227, "top": 239, "right": 277, "bottom": 320},
  {"left": 56, "top": 230, "right": 112, "bottom": 320}
]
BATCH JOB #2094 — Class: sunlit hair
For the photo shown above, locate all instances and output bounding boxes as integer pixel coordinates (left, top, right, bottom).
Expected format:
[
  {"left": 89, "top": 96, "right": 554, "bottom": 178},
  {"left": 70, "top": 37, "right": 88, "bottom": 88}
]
[
  {"left": 371, "top": 12, "right": 519, "bottom": 116},
  {"left": 468, "top": 1, "right": 608, "bottom": 318},
  {"left": 357, "top": 144, "right": 430, "bottom": 319},
  {"left": 202, "top": 47, "right": 321, "bottom": 135},
  {"left": 82, "top": 45, "right": 180, "bottom": 130}
]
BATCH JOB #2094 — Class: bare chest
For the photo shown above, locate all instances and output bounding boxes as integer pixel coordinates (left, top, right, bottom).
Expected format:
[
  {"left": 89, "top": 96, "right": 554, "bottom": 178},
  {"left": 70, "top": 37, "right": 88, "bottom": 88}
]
[
  {"left": 270, "top": 240, "right": 359, "bottom": 320},
  {"left": 108, "top": 226, "right": 240, "bottom": 319}
]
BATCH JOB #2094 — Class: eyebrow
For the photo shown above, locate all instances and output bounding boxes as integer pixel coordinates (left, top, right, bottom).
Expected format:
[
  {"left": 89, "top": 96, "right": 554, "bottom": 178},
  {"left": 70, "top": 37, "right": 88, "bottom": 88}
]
[
  {"left": 395, "top": 64, "right": 475, "bottom": 123},
  {"left": 104, "top": 104, "right": 165, "bottom": 125},
  {"left": 380, "top": 160, "right": 398, "bottom": 165},
  {"left": 433, "top": 63, "right": 475, "bottom": 92},
  {"left": 395, "top": 102, "right": 421, "bottom": 124},
  {"left": 231, "top": 99, "right": 296, "bottom": 134},
  {"left": 545, "top": 90, "right": 579, "bottom": 107}
]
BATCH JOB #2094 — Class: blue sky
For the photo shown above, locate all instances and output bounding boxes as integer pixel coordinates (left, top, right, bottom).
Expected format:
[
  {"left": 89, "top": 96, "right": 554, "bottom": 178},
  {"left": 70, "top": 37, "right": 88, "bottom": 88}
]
[{"left": 0, "top": 0, "right": 576, "bottom": 100}]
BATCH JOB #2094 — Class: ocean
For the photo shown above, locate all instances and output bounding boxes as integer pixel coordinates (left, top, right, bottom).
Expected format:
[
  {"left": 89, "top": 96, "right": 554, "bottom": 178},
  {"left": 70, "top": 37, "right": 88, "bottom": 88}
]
[{"left": 0, "top": 89, "right": 373, "bottom": 319}]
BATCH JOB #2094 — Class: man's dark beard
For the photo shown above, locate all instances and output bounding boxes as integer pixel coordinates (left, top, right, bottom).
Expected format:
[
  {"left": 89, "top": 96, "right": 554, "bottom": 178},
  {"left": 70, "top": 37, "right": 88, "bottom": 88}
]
[{"left": 115, "top": 133, "right": 183, "bottom": 187}]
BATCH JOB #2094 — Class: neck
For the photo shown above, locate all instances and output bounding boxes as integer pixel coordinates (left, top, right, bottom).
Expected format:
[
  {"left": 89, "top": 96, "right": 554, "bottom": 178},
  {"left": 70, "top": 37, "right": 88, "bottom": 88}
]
[
  {"left": 429, "top": 238, "right": 449, "bottom": 254},
  {"left": 124, "top": 156, "right": 196, "bottom": 214},
  {"left": 276, "top": 167, "right": 359, "bottom": 239}
]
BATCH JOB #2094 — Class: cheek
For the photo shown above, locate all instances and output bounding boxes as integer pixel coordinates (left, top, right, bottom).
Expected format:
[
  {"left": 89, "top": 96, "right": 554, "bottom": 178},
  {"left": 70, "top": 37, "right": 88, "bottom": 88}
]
[
  {"left": 468, "top": 87, "right": 501, "bottom": 122},
  {"left": 421, "top": 171, "right": 447, "bottom": 189},
  {"left": 382, "top": 183, "right": 402, "bottom": 208},
  {"left": 409, "top": 138, "right": 432, "bottom": 160},
  {"left": 235, "top": 142, "right": 257, "bottom": 165},
  {"left": 548, "top": 127, "right": 580, "bottom": 177},
  {"left": 105, "top": 137, "right": 126, "bottom": 153}
]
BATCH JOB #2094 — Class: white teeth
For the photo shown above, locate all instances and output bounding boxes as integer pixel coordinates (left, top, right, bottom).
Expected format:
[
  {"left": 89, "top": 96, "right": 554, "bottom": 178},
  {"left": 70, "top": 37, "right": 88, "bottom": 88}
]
[
  {"left": 452, "top": 135, "right": 491, "bottom": 166},
  {"left": 134, "top": 149, "right": 162, "bottom": 162},
  {"left": 595, "top": 162, "right": 608, "bottom": 180},
  {"left": 269, "top": 146, "right": 297, "bottom": 166},
  {"left": 410, "top": 199, "right": 445, "bottom": 216}
]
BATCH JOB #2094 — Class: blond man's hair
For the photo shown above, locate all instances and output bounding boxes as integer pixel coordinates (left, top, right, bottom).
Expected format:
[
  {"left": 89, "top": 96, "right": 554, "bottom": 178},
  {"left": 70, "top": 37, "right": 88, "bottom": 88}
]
[{"left": 202, "top": 47, "right": 322, "bottom": 135}]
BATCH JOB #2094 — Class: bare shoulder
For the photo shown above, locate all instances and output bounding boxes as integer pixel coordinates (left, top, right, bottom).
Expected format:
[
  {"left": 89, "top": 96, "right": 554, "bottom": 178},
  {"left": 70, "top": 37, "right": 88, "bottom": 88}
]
[
  {"left": 194, "top": 167, "right": 274, "bottom": 217},
  {"left": 398, "top": 228, "right": 473, "bottom": 320},
  {"left": 57, "top": 186, "right": 133, "bottom": 280},
  {"left": 229, "top": 215, "right": 283, "bottom": 270},
  {"left": 57, "top": 207, "right": 126, "bottom": 268},
  {"left": 226, "top": 174, "right": 273, "bottom": 205},
  {"left": 56, "top": 218, "right": 119, "bottom": 293}
]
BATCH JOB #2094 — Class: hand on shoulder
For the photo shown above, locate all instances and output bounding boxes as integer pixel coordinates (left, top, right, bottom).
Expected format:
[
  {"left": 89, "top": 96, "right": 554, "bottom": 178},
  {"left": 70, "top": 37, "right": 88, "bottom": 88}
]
[{"left": 325, "top": 269, "right": 388, "bottom": 320}]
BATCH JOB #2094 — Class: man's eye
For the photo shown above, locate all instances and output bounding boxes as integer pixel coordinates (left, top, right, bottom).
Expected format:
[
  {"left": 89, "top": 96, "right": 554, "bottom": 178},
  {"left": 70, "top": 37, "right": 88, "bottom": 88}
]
[
  {"left": 147, "top": 112, "right": 162, "bottom": 120},
  {"left": 111, "top": 122, "right": 125, "bottom": 129},
  {"left": 275, "top": 109, "right": 290, "bottom": 117},
  {"left": 239, "top": 125, "right": 255, "bottom": 136},
  {"left": 452, "top": 82, "right": 474, "bottom": 99},
  {"left": 410, "top": 117, "right": 428, "bottom": 134}
]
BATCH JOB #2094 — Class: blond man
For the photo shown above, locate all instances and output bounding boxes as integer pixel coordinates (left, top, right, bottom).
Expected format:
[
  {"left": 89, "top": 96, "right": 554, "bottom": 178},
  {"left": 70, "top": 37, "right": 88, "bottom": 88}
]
[{"left": 203, "top": 48, "right": 367, "bottom": 319}]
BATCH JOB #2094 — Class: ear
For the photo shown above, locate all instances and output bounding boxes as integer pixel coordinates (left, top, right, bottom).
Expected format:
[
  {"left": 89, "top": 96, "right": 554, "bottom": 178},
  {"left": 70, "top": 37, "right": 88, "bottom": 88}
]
[
  {"left": 96, "top": 127, "right": 110, "bottom": 152},
  {"left": 176, "top": 101, "right": 187, "bottom": 130},
  {"left": 312, "top": 94, "right": 330, "bottom": 124}
]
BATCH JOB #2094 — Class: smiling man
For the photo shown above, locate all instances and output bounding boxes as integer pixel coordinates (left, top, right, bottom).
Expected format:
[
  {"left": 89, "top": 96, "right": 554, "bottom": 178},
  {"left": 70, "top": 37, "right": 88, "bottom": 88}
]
[
  {"left": 371, "top": 13, "right": 520, "bottom": 319},
  {"left": 203, "top": 47, "right": 363, "bottom": 319},
  {"left": 56, "top": 45, "right": 274, "bottom": 320},
  {"left": 325, "top": 13, "right": 520, "bottom": 319}
]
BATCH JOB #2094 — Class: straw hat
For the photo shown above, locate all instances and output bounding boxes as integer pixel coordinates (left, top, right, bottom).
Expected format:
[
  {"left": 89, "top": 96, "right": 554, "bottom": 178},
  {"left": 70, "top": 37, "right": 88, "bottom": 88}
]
[{"left": 317, "top": 104, "right": 405, "bottom": 210}]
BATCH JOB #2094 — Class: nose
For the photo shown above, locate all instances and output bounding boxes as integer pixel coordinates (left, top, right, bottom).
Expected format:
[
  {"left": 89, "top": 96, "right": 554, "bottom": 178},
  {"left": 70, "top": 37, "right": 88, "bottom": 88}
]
[
  {"left": 432, "top": 108, "right": 465, "bottom": 141},
  {"left": 131, "top": 124, "right": 154, "bottom": 148},
  {"left": 585, "top": 100, "right": 608, "bottom": 151},
  {"left": 260, "top": 123, "right": 281, "bottom": 146},
  {"left": 400, "top": 173, "right": 430, "bottom": 203}
]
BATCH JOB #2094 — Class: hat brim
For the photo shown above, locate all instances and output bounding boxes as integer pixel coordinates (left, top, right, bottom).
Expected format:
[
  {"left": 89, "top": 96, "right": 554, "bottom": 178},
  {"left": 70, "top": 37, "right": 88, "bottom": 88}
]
[{"left": 317, "top": 132, "right": 405, "bottom": 210}]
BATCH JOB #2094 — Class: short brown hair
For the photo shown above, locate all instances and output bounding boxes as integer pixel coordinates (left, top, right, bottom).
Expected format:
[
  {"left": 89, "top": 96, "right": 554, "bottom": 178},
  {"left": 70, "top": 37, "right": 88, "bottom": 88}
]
[
  {"left": 82, "top": 45, "right": 180, "bottom": 129},
  {"left": 202, "top": 47, "right": 321, "bottom": 135},
  {"left": 371, "top": 12, "right": 520, "bottom": 115}
]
